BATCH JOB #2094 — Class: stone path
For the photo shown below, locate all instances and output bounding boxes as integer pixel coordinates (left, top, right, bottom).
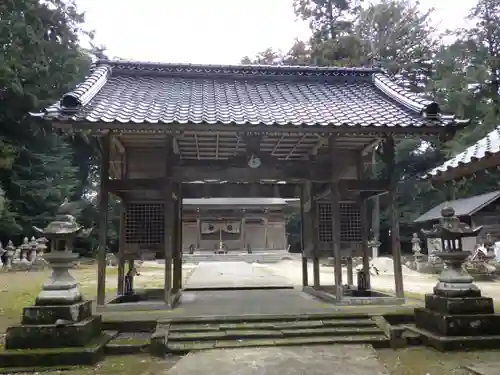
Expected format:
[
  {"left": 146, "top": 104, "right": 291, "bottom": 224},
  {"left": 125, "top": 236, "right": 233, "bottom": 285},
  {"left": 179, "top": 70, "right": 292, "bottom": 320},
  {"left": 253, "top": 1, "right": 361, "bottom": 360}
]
[
  {"left": 179, "top": 288, "right": 336, "bottom": 316},
  {"left": 165, "top": 345, "right": 390, "bottom": 375},
  {"left": 466, "top": 364, "right": 500, "bottom": 375},
  {"left": 184, "top": 261, "right": 292, "bottom": 289}
]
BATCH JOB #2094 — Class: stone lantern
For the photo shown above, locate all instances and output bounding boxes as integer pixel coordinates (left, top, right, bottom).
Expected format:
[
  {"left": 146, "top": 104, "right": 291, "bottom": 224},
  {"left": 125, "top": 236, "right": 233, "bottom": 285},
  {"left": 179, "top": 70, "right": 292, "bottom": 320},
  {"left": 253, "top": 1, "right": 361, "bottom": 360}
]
[
  {"left": 3, "top": 199, "right": 104, "bottom": 354},
  {"left": 420, "top": 206, "right": 481, "bottom": 297},
  {"left": 28, "top": 236, "right": 37, "bottom": 262},
  {"left": 19, "top": 237, "right": 31, "bottom": 264},
  {"left": 36, "top": 236, "right": 48, "bottom": 256},
  {"left": 5, "top": 240, "right": 15, "bottom": 269},
  {"left": 367, "top": 236, "right": 381, "bottom": 259},
  {"left": 413, "top": 205, "right": 500, "bottom": 350},
  {"left": 31, "top": 210, "right": 90, "bottom": 305}
]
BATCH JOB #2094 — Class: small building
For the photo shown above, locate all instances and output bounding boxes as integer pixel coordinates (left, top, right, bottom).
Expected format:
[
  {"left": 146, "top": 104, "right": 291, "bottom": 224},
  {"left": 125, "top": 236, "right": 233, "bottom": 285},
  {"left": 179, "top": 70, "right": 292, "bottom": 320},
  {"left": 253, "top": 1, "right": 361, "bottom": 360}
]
[
  {"left": 413, "top": 190, "right": 500, "bottom": 251},
  {"left": 181, "top": 197, "right": 291, "bottom": 251},
  {"left": 35, "top": 60, "right": 467, "bottom": 307}
]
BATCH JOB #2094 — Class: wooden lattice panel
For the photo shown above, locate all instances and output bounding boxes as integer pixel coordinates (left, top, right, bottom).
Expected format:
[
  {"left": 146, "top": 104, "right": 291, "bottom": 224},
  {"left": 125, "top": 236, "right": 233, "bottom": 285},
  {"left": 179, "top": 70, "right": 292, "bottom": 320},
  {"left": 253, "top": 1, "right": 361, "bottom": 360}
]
[
  {"left": 125, "top": 203, "right": 165, "bottom": 245},
  {"left": 317, "top": 202, "right": 361, "bottom": 242}
]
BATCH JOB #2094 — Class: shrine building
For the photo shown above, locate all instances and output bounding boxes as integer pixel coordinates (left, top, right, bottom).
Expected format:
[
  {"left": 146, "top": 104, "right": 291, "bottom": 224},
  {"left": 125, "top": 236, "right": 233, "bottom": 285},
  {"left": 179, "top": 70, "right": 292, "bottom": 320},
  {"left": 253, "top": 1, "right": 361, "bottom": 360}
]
[
  {"left": 34, "top": 60, "right": 467, "bottom": 308},
  {"left": 181, "top": 197, "right": 291, "bottom": 252}
]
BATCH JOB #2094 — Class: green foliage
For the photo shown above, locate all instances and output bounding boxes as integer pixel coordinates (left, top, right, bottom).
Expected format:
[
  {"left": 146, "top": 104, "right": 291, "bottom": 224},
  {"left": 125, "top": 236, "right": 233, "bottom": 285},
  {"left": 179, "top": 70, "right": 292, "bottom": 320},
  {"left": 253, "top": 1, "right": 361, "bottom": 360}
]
[
  {"left": 246, "top": 0, "right": 500, "bottom": 242},
  {"left": 0, "top": 0, "right": 117, "bottom": 251}
]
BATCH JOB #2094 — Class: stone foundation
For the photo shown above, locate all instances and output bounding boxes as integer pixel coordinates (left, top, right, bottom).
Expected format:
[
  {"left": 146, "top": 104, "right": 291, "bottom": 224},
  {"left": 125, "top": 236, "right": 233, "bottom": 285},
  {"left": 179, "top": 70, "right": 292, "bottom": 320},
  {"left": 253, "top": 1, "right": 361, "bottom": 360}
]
[
  {"left": 6, "top": 315, "right": 101, "bottom": 349},
  {"left": 413, "top": 293, "right": 500, "bottom": 350}
]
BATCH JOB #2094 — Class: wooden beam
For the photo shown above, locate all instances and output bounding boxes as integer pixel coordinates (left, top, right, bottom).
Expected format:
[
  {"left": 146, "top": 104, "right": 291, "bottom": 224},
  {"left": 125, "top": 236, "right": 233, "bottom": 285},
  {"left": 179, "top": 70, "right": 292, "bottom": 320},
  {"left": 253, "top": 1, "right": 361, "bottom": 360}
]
[
  {"left": 299, "top": 184, "right": 308, "bottom": 287},
  {"left": 163, "top": 135, "right": 174, "bottom": 307},
  {"left": 55, "top": 120, "right": 456, "bottom": 136},
  {"left": 96, "top": 133, "right": 110, "bottom": 306},
  {"left": 105, "top": 178, "right": 388, "bottom": 198},
  {"left": 357, "top": 152, "right": 371, "bottom": 290},
  {"left": 328, "top": 135, "right": 343, "bottom": 301}
]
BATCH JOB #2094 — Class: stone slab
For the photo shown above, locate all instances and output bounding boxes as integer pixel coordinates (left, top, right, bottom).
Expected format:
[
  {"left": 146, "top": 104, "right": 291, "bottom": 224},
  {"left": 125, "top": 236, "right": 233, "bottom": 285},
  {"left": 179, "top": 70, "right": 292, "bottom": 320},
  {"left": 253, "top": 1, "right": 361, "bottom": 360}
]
[
  {"left": 407, "top": 325, "right": 500, "bottom": 351},
  {"left": 424, "top": 294, "right": 494, "bottom": 315},
  {"left": 466, "top": 364, "right": 500, "bottom": 375},
  {"left": 22, "top": 300, "right": 93, "bottom": 324},
  {"left": 165, "top": 345, "right": 390, "bottom": 375},
  {"left": 0, "top": 332, "right": 115, "bottom": 369},
  {"left": 415, "top": 307, "right": 500, "bottom": 336},
  {"left": 5, "top": 316, "right": 101, "bottom": 349},
  {"left": 184, "top": 262, "right": 292, "bottom": 289}
]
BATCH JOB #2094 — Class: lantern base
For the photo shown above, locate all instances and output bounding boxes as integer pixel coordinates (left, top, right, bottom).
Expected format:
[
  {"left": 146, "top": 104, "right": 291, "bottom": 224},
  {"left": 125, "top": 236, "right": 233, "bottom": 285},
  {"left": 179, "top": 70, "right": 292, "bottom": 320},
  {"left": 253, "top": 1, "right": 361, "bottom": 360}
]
[
  {"left": 413, "top": 293, "right": 500, "bottom": 351},
  {"left": 35, "top": 286, "right": 83, "bottom": 306}
]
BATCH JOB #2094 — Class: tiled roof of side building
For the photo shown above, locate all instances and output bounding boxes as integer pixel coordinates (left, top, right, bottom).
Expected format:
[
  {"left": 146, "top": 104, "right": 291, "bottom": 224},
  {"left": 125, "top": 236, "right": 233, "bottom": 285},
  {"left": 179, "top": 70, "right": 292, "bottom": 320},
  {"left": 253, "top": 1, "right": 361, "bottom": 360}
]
[
  {"left": 39, "top": 60, "right": 468, "bottom": 129},
  {"left": 425, "top": 126, "right": 500, "bottom": 180}
]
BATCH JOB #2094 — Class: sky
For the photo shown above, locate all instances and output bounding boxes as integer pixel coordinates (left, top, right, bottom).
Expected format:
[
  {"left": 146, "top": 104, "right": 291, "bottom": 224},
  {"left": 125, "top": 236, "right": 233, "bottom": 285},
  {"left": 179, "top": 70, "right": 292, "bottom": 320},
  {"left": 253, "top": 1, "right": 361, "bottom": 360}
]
[{"left": 76, "top": 0, "right": 476, "bottom": 65}]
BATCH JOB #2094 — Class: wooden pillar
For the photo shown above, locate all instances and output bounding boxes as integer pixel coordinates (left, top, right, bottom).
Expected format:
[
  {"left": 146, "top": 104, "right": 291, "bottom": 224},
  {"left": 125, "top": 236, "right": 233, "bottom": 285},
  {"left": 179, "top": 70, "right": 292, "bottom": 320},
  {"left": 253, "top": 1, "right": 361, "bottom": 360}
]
[
  {"left": 357, "top": 153, "right": 371, "bottom": 289},
  {"left": 117, "top": 205, "right": 126, "bottom": 295},
  {"left": 300, "top": 185, "right": 308, "bottom": 287},
  {"left": 241, "top": 217, "right": 246, "bottom": 249},
  {"left": 164, "top": 135, "right": 174, "bottom": 306},
  {"left": 384, "top": 137, "right": 404, "bottom": 298},
  {"left": 371, "top": 148, "right": 380, "bottom": 251},
  {"left": 97, "top": 134, "right": 110, "bottom": 306},
  {"left": 196, "top": 218, "right": 201, "bottom": 250},
  {"left": 310, "top": 184, "right": 320, "bottom": 289},
  {"left": 264, "top": 218, "right": 269, "bottom": 249},
  {"left": 346, "top": 257, "right": 353, "bottom": 285},
  {"left": 173, "top": 184, "right": 183, "bottom": 293},
  {"left": 328, "top": 136, "right": 342, "bottom": 301}
]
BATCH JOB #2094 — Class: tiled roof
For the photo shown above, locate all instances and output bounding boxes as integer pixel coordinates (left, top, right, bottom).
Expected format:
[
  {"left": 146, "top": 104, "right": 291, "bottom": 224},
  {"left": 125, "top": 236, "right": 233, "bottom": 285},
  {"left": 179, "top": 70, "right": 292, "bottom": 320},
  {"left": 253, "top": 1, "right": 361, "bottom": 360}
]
[
  {"left": 40, "top": 60, "right": 466, "bottom": 129},
  {"left": 414, "top": 190, "right": 500, "bottom": 223},
  {"left": 425, "top": 127, "right": 500, "bottom": 179}
]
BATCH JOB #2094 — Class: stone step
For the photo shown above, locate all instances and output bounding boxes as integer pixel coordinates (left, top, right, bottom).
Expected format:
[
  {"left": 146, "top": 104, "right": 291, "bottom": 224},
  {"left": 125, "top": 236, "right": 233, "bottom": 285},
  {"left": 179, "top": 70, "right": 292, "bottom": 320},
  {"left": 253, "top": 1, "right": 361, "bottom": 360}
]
[
  {"left": 169, "top": 318, "right": 377, "bottom": 331},
  {"left": 166, "top": 334, "right": 390, "bottom": 354},
  {"left": 104, "top": 332, "right": 151, "bottom": 355},
  {"left": 168, "top": 326, "right": 383, "bottom": 341}
]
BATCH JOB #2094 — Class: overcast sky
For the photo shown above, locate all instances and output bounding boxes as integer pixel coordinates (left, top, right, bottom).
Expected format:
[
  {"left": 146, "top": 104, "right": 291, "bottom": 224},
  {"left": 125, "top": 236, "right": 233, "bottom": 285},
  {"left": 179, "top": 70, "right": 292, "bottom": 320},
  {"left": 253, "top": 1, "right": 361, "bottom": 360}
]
[{"left": 76, "top": 0, "right": 476, "bottom": 64}]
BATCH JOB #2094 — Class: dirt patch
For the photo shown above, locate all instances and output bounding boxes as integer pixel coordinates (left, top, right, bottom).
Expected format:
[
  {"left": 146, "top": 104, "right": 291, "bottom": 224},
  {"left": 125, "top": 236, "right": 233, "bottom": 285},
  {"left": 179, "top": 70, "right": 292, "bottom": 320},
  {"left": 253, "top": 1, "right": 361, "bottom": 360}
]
[{"left": 377, "top": 347, "right": 500, "bottom": 375}]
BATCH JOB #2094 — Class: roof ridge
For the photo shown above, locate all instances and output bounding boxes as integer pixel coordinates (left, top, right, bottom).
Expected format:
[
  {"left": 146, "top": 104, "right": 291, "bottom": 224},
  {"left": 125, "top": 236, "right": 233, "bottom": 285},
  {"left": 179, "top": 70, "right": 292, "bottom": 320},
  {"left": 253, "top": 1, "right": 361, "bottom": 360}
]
[
  {"left": 95, "top": 59, "right": 384, "bottom": 75},
  {"left": 60, "top": 64, "right": 112, "bottom": 110},
  {"left": 372, "top": 73, "right": 441, "bottom": 117}
]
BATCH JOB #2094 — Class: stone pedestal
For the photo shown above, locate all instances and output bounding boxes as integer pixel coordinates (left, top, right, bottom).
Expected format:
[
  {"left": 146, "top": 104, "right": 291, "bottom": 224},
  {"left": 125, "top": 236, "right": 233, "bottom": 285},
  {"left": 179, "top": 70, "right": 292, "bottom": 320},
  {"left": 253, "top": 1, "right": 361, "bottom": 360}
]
[
  {"left": 0, "top": 208, "right": 113, "bottom": 369},
  {"left": 35, "top": 251, "right": 82, "bottom": 305},
  {"left": 412, "top": 251, "right": 500, "bottom": 350}
]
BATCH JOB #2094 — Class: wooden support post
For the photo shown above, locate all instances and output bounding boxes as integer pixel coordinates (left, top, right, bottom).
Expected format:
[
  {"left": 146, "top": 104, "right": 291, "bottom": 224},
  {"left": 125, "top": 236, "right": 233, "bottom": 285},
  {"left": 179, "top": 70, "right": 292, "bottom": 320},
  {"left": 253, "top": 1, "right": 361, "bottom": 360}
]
[
  {"left": 241, "top": 217, "right": 246, "bottom": 250},
  {"left": 300, "top": 184, "right": 308, "bottom": 287},
  {"left": 173, "top": 184, "right": 183, "bottom": 293},
  {"left": 357, "top": 153, "right": 371, "bottom": 289},
  {"left": 196, "top": 218, "right": 201, "bottom": 250},
  {"left": 164, "top": 135, "right": 174, "bottom": 306},
  {"left": 264, "top": 218, "right": 269, "bottom": 249},
  {"left": 384, "top": 137, "right": 404, "bottom": 298},
  {"left": 346, "top": 257, "right": 353, "bottom": 286},
  {"left": 328, "top": 135, "right": 342, "bottom": 301},
  {"left": 117, "top": 206, "right": 126, "bottom": 295},
  {"left": 178, "top": 191, "right": 183, "bottom": 289},
  {"left": 97, "top": 134, "right": 110, "bottom": 306},
  {"left": 310, "top": 184, "right": 320, "bottom": 289},
  {"left": 371, "top": 148, "right": 380, "bottom": 249}
]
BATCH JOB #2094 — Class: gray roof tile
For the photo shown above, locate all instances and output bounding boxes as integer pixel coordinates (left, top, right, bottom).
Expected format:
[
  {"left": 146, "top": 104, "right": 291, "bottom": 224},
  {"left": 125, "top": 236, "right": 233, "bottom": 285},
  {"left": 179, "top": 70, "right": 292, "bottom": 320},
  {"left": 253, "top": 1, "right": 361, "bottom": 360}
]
[
  {"left": 42, "top": 60, "right": 465, "bottom": 129},
  {"left": 414, "top": 190, "right": 500, "bottom": 223},
  {"left": 426, "top": 127, "right": 500, "bottom": 179}
]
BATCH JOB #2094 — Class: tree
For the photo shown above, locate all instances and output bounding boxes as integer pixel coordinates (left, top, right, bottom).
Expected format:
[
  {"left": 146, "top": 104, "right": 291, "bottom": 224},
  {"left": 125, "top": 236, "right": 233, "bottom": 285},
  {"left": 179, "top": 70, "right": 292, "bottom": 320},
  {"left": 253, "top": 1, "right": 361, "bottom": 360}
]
[
  {"left": 436, "top": 0, "right": 500, "bottom": 153},
  {"left": 0, "top": 0, "right": 93, "bottom": 239},
  {"left": 356, "top": 0, "right": 437, "bottom": 89}
]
